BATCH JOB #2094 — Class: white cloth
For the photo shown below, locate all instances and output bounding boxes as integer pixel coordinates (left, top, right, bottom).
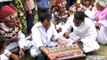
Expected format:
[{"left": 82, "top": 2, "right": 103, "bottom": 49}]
[
  {"left": 0, "top": 0, "right": 12, "bottom": 2},
  {"left": 98, "top": 20, "right": 107, "bottom": 28},
  {"left": 30, "top": 22, "right": 58, "bottom": 57},
  {"left": 97, "top": 20, "right": 107, "bottom": 44},
  {"left": 6, "top": 42, "right": 18, "bottom": 51},
  {"left": 97, "top": 26, "right": 107, "bottom": 44},
  {"left": 0, "top": 50, "right": 12, "bottom": 60},
  {"left": 63, "top": 15, "right": 100, "bottom": 53},
  {"left": 0, "top": 23, "right": 26, "bottom": 49},
  {"left": 58, "top": 32, "right": 80, "bottom": 45},
  {"left": 5, "top": 34, "right": 32, "bottom": 51},
  {"left": 85, "top": 9, "right": 95, "bottom": 20}
]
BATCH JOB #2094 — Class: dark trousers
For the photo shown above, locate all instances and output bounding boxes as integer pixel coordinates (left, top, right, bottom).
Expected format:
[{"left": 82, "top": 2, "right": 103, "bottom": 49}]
[
  {"left": 26, "top": 8, "right": 35, "bottom": 34},
  {"left": 38, "top": 53, "right": 48, "bottom": 60}
]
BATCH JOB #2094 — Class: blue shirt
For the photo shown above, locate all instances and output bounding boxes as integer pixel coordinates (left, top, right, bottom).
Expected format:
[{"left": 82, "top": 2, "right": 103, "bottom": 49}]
[{"left": 36, "top": 0, "right": 50, "bottom": 9}]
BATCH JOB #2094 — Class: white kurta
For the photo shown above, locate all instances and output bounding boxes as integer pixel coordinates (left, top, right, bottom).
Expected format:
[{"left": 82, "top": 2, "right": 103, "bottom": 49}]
[
  {"left": 0, "top": 23, "right": 26, "bottom": 50},
  {"left": 97, "top": 26, "right": 107, "bottom": 44},
  {"left": 63, "top": 15, "right": 100, "bottom": 53},
  {"left": 30, "top": 22, "right": 58, "bottom": 57},
  {"left": 0, "top": 50, "right": 12, "bottom": 60}
]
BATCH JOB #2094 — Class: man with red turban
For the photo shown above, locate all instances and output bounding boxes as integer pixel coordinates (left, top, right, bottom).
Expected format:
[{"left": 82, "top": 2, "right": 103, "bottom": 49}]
[{"left": 0, "top": 5, "right": 25, "bottom": 59}]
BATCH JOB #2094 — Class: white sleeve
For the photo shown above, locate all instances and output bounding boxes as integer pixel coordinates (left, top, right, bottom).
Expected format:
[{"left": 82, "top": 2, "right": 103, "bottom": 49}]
[
  {"left": 85, "top": 9, "right": 95, "bottom": 20},
  {"left": 63, "top": 15, "right": 73, "bottom": 32},
  {"left": 4, "top": 50, "right": 12, "bottom": 57},
  {"left": 31, "top": 27, "right": 44, "bottom": 48},
  {"left": 81, "top": 23, "right": 97, "bottom": 44},
  {"left": 18, "top": 31, "right": 26, "bottom": 48},
  {"left": 51, "top": 24, "right": 58, "bottom": 41}
]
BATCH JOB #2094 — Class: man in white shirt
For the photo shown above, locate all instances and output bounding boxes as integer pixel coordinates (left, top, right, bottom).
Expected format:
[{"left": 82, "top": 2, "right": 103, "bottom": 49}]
[
  {"left": 63, "top": 11, "right": 100, "bottom": 53},
  {"left": 30, "top": 13, "right": 66, "bottom": 59},
  {"left": 97, "top": 14, "right": 107, "bottom": 44}
]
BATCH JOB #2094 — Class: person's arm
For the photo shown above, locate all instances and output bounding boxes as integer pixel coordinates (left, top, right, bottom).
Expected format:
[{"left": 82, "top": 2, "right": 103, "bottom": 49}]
[
  {"left": 25, "top": 0, "right": 32, "bottom": 14},
  {"left": 25, "top": 0, "right": 31, "bottom": 9},
  {"left": 5, "top": 50, "right": 19, "bottom": 60},
  {"left": 10, "top": 53, "right": 20, "bottom": 60},
  {"left": 39, "top": 46, "right": 49, "bottom": 54},
  {"left": 31, "top": 25, "right": 44, "bottom": 48},
  {"left": 56, "top": 38, "right": 67, "bottom": 45},
  {"left": 25, "top": 0, "right": 35, "bottom": 14},
  {"left": 18, "top": 48, "right": 25, "bottom": 59},
  {"left": 18, "top": 31, "right": 26, "bottom": 59},
  {"left": 98, "top": 8, "right": 107, "bottom": 20},
  {"left": 50, "top": 23, "right": 66, "bottom": 45},
  {"left": 51, "top": 22, "right": 58, "bottom": 41},
  {"left": 63, "top": 15, "right": 74, "bottom": 32},
  {"left": 61, "top": 15, "right": 74, "bottom": 39}
]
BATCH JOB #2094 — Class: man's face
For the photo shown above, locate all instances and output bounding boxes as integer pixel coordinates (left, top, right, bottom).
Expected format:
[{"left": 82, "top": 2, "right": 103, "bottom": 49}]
[
  {"left": 58, "top": 1, "right": 66, "bottom": 13},
  {"left": 82, "top": 0, "right": 90, "bottom": 7},
  {"left": 4, "top": 17, "right": 19, "bottom": 28},
  {"left": 42, "top": 19, "right": 51, "bottom": 30},
  {"left": 96, "top": 3, "right": 105, "bottom": 11},
  {"left": 73, "top": 19, "right": 83, "bottom": 27},
  {"left": 59, "top": 6, "right": 66, "bottom": 13}
]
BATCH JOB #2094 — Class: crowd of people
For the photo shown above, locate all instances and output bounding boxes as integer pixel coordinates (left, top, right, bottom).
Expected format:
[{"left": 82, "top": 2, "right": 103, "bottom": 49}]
[{"left": 0, "top": 0, "right": 107, "bottom": 60}]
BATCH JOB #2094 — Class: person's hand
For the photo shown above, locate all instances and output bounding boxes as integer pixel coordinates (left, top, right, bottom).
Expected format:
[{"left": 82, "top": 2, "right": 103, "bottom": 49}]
[
  {"left": 57, "top": 38, "right": 67, "bottom": 45},
  {"left": 63, "top": 32, "right": 70, "bottom": 39},
  {"left": 19, "top": 48, "right": 25, "bottom": 59},
  {"left": 47, "top": 52, "right": 56, "bottom": 60},
  {"left": 11, "top": 53, "right": 20, "bottom": 60},
  {"left": 95, "top": 17, "right": 99, "bottom": 22},
  {"left": 57, "top": 28, "right": 62, "bottom": 33},
  {"left": 29, "top": 10, "right": 32, "bottom": 14}
]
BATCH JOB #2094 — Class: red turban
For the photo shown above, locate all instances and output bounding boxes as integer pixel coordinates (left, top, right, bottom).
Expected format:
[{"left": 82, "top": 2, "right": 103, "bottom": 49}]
[
  {"left": 0, "top": 5, "right": 16, "bottom": 20},
  {"left": 55, "top": 0, "right": 65, "bottom": 4}
]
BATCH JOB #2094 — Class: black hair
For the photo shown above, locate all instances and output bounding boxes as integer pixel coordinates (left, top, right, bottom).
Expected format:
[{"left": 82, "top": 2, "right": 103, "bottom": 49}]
[
  {"left": 0, "top": 34, "right": 6, "bottom": 50},
  {"left": 39, "top": 13, "right": 51, "bottom": 23},
  {"left": 74, "top": 11, "right": 87, "bottom": 21}
]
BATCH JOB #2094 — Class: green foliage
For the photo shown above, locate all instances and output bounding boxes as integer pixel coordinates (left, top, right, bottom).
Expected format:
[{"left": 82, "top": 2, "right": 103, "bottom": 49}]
[{"left": 13, "top": 0, "right": 27, "bottom": 34}]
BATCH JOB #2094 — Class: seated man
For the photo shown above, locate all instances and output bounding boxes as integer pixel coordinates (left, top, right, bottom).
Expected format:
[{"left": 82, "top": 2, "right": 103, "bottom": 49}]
[
  {"left": 63, "top": 11, "right": 100, "bottom": 53},
  {"left": 97, "top": 14, "right": 107, "bottom": 44},
  {"left": 0, "top": 34, "right": 19, "bottom": 60},
  {"left": 0, "top": 5, "right": 26, "bottom": 59},
  {"left": 52, "top": 0, "right": 71, "bottom": 25},
  {"left": 30, "top": 13, "right": 66, "bottom": 59},
  {"left": 83, "top": 0, "right": 107, "bottom": 28}
]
